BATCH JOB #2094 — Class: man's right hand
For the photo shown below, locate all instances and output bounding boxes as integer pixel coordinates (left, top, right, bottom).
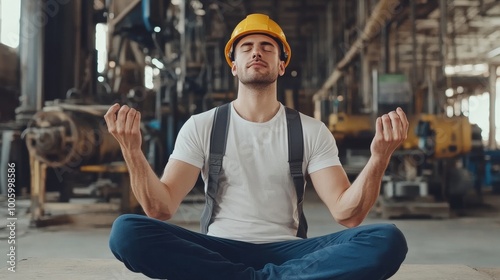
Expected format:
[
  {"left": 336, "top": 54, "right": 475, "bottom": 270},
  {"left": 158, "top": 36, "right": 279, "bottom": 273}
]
[{"left": 104, "top": 103, "right": 142, "bottom": 152}]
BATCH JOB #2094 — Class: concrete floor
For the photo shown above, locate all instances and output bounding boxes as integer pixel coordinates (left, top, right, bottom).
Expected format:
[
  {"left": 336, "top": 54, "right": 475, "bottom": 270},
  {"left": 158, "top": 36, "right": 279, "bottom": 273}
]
[{"left": 1, "top": 189, "right": 500, "bottom": 279}]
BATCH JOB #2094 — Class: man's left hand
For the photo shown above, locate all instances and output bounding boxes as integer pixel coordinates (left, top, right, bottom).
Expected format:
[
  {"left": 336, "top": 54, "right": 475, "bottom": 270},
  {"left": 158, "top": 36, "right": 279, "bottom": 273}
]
[{"left": 370, "top": 107, "right": 409, "bottom": 163}]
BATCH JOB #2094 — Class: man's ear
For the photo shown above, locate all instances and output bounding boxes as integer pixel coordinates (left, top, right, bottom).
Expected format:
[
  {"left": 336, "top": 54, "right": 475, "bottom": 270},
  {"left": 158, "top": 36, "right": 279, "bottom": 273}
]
[
  {"left": 231, "top": 61, "right": 237, "bottom": 76},
  {"left": 278, "top": 61, "right": 285, "bottom": 76}
]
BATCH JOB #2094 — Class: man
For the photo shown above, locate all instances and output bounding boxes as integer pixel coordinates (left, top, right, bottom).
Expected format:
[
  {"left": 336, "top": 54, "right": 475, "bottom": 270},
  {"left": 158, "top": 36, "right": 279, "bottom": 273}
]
[{"left": 106, "top": 14, "right": 408, "bottom": 280}]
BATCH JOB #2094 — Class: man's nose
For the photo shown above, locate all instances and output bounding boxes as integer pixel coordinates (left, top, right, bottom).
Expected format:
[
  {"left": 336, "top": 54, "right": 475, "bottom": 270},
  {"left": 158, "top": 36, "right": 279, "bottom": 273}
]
[{"left": 252, "top": 49, "right": 262, "bottom": 59}]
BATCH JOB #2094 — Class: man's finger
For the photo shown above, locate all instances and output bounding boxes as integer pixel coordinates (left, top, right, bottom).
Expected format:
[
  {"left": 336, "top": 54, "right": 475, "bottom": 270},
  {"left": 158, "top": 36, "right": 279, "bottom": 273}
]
[
  {"left": 388, "top": 111, "right": 402, "bottom": 140},
  {"left": 104, "top": 103, "right": 120, "bottom": 132},
  {"left": 116, "top": 105, "right": 130, "bottom": 132},
  {"left": 375, "top": 117, "right": 383, "bottom": 139},
  {"left": 396, "top": 107, "right": 409, "bottom": 134},
  {"left": 381, "top": 114, "right": 393, "bottom": 141},
  {"left": 125, "top": 108, "right": 137, "bottom": 133},
  {"left": 104, "top": 103, "right": 120, "bottom": 120},
  {"left": 133, "top": 111, "right": 141, "bottom": 135}
]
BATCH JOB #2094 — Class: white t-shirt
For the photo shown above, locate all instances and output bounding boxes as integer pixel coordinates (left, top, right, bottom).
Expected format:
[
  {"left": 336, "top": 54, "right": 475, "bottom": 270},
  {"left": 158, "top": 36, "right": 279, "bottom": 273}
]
[{"left": 170, "top": 102, "right": 341, "bottom": 243}]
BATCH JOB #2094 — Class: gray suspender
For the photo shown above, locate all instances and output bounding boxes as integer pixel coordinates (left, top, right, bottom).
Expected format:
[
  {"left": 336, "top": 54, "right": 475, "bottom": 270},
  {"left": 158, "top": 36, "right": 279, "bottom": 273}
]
[
  {"left": 200, "top": 103, "right": 308, "bottom": 238},
  {"left": 200, "top": 103, "right": 230, "bottom": 235},
  {"left": 285, "top": 107, "right": 308, "bottom": 238}
]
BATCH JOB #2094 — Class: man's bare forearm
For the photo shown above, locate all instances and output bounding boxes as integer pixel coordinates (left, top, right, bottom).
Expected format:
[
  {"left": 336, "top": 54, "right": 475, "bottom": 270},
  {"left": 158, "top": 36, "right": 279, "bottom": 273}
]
[
  {"left": 122, "top": 149, "right": 173, "bottom": 220},
  {"left": 103, "top": 104, "right": 178, "bottom": 220},
  {"left": 336, "top": 108, "right": 409, "bottom": 227},
  {"left": 336, "top": 156, "right": 388, "bottom": 227}
]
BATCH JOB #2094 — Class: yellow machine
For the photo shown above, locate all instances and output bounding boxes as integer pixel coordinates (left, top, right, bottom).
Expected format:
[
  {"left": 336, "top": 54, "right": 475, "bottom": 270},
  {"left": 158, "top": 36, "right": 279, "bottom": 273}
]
[
  {"left": 328, "top": 113, "right": 373, "bottom": 144},
  {"left": 328, "top": 110, "right": 480, "bottom": 216},
  {"left": 329, "top": 111, "right": 474, "bottom": 159},
  {"left": 415, "top": 114, "right": 473, "bottom": 159}
]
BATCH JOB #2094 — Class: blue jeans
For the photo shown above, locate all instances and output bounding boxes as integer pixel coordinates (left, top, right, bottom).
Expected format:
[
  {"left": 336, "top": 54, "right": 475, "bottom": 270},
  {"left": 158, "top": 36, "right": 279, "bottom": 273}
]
[{"left": 109, "top": 214, "right": 407, "bottom": 280}]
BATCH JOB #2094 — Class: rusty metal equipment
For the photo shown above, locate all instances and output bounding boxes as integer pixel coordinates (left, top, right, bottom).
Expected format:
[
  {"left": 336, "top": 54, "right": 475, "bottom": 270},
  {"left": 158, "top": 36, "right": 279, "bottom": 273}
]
[
  {"left": 23, "top": 104, "right": 121, "bottom": 168},
  {"left": 21, "top": 103, "right": 129, "bottom": 225}
]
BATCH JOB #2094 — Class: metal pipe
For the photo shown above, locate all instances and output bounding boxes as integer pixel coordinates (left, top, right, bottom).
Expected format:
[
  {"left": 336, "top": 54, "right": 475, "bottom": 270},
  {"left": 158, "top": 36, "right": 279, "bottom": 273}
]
[
  {"left": 395, "top": 21, "right": 400, "bottom": 73},
  {"left": 421, "top": 43, "right": 428, "bottom": 89},
  {"left": 361, "top": 56, "right": 371, "bottom": 113},
  {"left": 177, "top": 0, "right": 186, "bottom": 99},
  {"left": 451, "top": 6, "right": 457, "bottom": 66},
  {"left": 17, "top": 0, "right": 45, "bottom": 123},
  {"left": 427, "top": 69, "right": 434, "bottom": 114},
  {"left": 438, "top": 0, "right": 447, "bottom": 85},
  {"left": 108, "top": 0, "right": 141, "bottom": 28},
  {"left": 381, "top": 22, "right": 391, "bottom": 74},
  {"left": 372, "top": 69, "right": 379, "bottom": 116},
  {"left": 326, "top": 1, "right": 334, "bottom": 75},
  {"left": 359, "top": 0, "right": 373, "bottom": 113},
  {"left": 167, "top": 0, "right": 186, "bottom": 156},
  {"left": 312, "top": 0, "right": 401, "bottom": 102},
  {"left": 74, "top": 0, "right": 82, "bottom": 90},
  {"left": 410, "top": 0, "right": 417, "bottom": 84}
]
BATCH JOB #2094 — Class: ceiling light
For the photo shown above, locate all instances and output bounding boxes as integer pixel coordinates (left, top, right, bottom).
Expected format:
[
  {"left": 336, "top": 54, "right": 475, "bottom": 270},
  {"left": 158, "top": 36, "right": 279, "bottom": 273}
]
[{"left": 487, "top": 47, "right": 500, "bottom": 58}]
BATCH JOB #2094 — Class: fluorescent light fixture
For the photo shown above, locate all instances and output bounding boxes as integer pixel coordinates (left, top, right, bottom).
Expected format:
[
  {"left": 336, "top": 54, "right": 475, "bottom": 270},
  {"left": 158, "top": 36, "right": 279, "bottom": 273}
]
[
  {"left": 487, "top": 47, "right": 500, "bottom": 58},
  {"left": 151, "top": 58, "right": 164, "bottom": 69},
  {"left": 444, "top": 63, "right": 488, "bottom": 76}
]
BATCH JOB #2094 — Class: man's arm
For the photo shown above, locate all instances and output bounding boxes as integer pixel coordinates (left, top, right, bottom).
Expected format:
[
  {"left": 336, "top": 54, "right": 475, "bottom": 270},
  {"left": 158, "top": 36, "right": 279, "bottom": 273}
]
[
  {"left": 310, "top": 108, "right": 409, "bottom": 228},
  {"left": 104, "top": 104, "right": 200, "bottom": 220}
]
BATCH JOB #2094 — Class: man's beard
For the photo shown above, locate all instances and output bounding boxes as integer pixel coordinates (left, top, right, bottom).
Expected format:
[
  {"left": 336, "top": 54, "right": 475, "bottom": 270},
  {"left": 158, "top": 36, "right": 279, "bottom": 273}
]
[{"left": 238, "top": 70, "right": 278, "bottom": 89}]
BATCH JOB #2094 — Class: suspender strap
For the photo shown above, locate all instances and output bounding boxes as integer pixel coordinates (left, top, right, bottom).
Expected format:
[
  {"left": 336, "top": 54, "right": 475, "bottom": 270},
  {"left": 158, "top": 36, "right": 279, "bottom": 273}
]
[
  {"left": 202, "top": 104, "right": 308, "bottom": 238},
  {"left": 285, "top": 107, "right": 308, "bottom": 238},
  {"left": 200, "top": 103, "right": 230, "bottom": 234}
]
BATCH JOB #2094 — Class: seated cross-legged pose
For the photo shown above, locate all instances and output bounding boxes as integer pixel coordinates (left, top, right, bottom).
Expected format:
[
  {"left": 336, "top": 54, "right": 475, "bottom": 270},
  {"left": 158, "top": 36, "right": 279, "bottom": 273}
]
[{"left": 105, "top": 13, "right": 408, "bottom": 280}]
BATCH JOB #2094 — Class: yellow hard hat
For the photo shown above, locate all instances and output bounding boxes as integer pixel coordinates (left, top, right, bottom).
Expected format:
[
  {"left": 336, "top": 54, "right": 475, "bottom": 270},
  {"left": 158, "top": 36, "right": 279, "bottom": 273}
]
[{"left": 224, "top": 14, "right": 291, "bottom": 67}]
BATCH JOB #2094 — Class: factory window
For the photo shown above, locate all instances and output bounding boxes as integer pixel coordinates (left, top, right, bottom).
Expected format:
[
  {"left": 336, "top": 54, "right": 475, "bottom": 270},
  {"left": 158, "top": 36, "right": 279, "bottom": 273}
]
[
  {"left": 469, "top": 94, "right": 489, "bottom": 141},
  {"left": 0, "top": 0, "right": 21, "bottom": 48},
  {"left": 468, "top": 78, "right": 500, "bottom": 143},
  {"left": 95, "top": 23, "right": 107, "bottom": 73}
]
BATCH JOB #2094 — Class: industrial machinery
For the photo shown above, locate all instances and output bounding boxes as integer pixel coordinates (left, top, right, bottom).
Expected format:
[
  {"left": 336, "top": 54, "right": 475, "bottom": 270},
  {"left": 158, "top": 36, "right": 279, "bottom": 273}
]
[
  {"left": 304, "top": 0, "right": 495, "bottom": 218},
  {"left": 1, "top": 0, "right": 495, "bottom": 225},
  {"left": 414, "top": 114, "right": 483, "bottom": 206},
  {"left": 327, "top": 91, "right": 483, "bottom": 217},
  {"left": 331, "top": 113, "right": 482, "bottom": 217},
  {"left": 23, "top": 103, "right": 121, "bottom": 169},
  {"left": 416, "top": 114, "right": 474, "bottom": 159},
  {"left": 20, "top": 101, "right": 130, "bottom": 222},
  {"left": 3, "top": 0, "right": 236, "bottom": 225}
]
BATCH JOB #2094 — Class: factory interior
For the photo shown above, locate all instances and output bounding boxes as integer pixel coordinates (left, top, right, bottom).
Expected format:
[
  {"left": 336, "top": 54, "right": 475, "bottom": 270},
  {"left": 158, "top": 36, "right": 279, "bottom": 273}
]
[{"left": 0, "top": 0, "right": 500, "bottom": 279}]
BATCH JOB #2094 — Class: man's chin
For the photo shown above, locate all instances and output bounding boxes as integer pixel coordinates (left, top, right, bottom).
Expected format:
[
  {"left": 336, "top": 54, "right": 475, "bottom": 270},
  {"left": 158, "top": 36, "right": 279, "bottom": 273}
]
[{"left": 241, "top": 79, "right": 277, "bottom": 87}]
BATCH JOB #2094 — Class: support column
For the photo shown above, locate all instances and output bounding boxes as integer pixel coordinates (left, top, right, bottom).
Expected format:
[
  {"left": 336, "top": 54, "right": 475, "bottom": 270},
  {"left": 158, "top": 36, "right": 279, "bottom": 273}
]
[
  {"left": 17, "top": 0, "right": 44, "bottom": 123},
  {"left": 29, "top": 155, "right": 47, "bottom": 225},
  {"left": 488, "top": 64, "right": 498, "bottom": 150},
  {"left": 410, "top": 0, "right": 417, "bottom": 115},
  {"left": 438, "top": 0, "right": 447, "bottom": 87}
]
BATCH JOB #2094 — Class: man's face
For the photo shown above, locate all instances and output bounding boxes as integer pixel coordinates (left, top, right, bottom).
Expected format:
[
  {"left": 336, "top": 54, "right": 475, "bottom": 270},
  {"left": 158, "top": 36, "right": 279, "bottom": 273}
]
[{"left": 231, "top": 34, "right": 285, "bottom": 86}]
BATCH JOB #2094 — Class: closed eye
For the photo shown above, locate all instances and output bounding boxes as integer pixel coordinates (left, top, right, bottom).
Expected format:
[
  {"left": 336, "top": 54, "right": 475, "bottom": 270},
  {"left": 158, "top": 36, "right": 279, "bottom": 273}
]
[
  {"left": 237, "top": 41, "right": 277, "bottom": 53},
  {"left": 261, "top": 42, "right": 275, "bottom": 52},
  {"left": 240, "top": 42, "right": 253, "bottom": 52}
]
